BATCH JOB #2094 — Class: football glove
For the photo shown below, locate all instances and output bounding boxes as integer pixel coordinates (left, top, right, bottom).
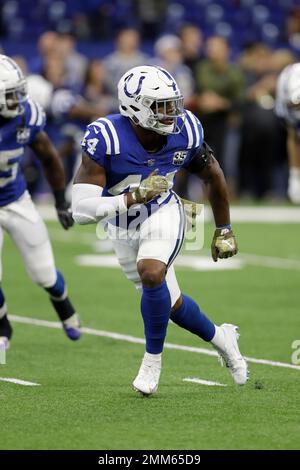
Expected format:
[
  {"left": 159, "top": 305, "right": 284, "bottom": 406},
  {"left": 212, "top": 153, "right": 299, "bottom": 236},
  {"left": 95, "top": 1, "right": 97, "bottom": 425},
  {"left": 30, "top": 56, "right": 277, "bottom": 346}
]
[
  {"left": 180, "top": 197, "right": 202, "bottom": 230},
  {"left": 54, "top": 189, "right": 74, "bottom": 230},
  {"left": 56, "top": 203, "right": 74, "bottom": 230},
  {"left": 211, "top": 227, "right": 238, "bottom": 262},
  {"left": 132, "top": 169, "right": 169, "bottom": 204}
]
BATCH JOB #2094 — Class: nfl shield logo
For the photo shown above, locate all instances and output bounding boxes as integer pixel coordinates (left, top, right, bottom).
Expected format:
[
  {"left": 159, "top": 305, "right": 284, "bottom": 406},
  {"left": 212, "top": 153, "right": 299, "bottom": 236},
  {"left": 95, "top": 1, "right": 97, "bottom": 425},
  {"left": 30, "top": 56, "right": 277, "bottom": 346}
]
[
  {"left": 173, "top": 150, "right": 188, "bottom": 166},
  {"left": 17, "top": 128, "right": 30, "bottom": 144}
]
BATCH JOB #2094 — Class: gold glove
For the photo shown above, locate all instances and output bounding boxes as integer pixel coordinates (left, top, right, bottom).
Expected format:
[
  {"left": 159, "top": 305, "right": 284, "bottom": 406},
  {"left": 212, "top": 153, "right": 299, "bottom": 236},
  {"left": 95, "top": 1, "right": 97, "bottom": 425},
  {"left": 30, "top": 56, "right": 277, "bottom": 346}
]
[
  {"left": 133, "top": 169, "right": 169, "bottom": 203},
  {"left": 211, "top": 227, "right": 238, "bottom": 262}
]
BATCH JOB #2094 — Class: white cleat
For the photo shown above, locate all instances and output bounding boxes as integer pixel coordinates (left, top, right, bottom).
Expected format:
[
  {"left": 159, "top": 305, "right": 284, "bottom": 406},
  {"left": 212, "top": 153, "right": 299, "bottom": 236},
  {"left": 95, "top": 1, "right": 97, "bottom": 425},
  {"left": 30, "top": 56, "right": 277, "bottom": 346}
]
[
  {"left": 213, "top": 323, "right": 249, "bottom": 385},
  {"left": 133, "top": 353, "right": 162, "bottom": 395}
]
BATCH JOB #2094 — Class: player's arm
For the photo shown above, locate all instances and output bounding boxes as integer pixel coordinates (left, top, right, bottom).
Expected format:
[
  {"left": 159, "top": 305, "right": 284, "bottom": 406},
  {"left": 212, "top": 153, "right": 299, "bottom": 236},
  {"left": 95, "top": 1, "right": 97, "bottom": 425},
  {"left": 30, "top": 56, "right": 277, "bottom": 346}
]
[
  {"left": 29, "top": 130, "right": 73, "bottom": 230},
  {"left": 72, "top": 154, "right": 168, "bottom": 224},
  {"left": 185, "top": 142, "right": 238, "bottom": 261},
  {"left": 286, "top": 127, "right": 300, "bottom": 204}
]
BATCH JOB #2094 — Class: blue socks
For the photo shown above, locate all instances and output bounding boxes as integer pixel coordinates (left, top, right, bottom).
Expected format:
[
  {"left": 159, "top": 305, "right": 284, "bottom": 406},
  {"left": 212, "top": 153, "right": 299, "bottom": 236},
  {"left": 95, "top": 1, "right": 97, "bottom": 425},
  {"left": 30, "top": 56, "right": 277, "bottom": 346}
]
[
  {"left": 170, "top": 294, "right": 215, "bottom": 342},
  {"left": 45, "top": 271, "right": 66, "bottom": 299},
  {"left": 141, "top": 281, "right": 171, "bottom": 354}
]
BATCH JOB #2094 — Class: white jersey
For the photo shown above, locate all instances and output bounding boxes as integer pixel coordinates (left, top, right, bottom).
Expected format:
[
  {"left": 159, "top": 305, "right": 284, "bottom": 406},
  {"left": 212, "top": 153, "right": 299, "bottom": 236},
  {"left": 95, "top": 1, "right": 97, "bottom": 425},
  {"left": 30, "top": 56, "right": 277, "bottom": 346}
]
[{"left": 275, "top": 63, "right": 300, "bottom": 135}]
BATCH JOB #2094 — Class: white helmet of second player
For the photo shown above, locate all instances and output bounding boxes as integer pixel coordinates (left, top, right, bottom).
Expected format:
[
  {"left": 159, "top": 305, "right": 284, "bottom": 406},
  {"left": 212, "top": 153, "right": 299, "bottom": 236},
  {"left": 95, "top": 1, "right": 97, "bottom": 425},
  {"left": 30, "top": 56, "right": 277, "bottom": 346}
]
[
  {"left": 0, "top": 54, "right": 28, "bottom": 118},
  {"left": 118, "top": 65, "right": 184, "bottom": 135}
]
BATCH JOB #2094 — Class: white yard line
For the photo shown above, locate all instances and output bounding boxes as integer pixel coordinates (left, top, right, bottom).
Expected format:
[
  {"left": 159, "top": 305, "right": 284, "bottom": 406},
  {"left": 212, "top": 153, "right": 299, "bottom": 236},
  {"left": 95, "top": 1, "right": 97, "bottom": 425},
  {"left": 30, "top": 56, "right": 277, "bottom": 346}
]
[
  {"left": 0, "top": 377, "right": 40, "bottom": 386},
  {"left": 10, "top": 315, "right": 300, "bottom": 372},
  {"left": 238, "top": 253, "right": 300, "bottom": 271},
  {"left": 183, "top": 378, "right": 227, "bottom": 387},
  {"left": 75, "top": 253, "right": 300, "bottom": 272},
  {"left": 37, "top": 204, "right": 300, "bottom": 223}
]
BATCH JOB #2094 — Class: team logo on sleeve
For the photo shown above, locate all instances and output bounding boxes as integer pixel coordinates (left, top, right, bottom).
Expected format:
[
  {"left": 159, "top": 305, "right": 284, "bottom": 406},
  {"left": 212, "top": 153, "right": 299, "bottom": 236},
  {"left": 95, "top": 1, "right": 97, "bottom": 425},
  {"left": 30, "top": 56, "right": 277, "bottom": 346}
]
[
  {"left": 173, "top": 150, "right": 188, "bottom": 165},
  {"left": 16, "top": 127, "right": 30, "bottom": 144}
]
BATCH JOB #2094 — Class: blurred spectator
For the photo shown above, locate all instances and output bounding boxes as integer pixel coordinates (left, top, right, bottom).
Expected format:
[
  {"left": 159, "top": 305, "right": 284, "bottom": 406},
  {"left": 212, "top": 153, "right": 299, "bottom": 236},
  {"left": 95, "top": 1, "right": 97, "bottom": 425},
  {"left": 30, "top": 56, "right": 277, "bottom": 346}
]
[
  {"left": 178, "top": 23, "right": 204, "bottom": 75},
  {"left": 238, "top": 43, "right": 295, "bottom": 199},
  {"left": 104, "top": 28, "right": 150, "bottom": 110},
  {"left": 285, "top": 6, "right": 300, "bottom": 53},
  {"left": 134, "top": 0, "right": 168, "bottom": 40},
  {"left": 153, "top": 34, "right": 195, "bottom": 101},
  {"left": 55, "top": 32, "right": 88, "bottom": 90},
  {"left": 43, "top": 51, "right": 66, "bottom": 88},
  {"left": 11, "top": 55, "right": 28, "bottom": 75},
  {"left": 28, "top": 30, "right": 58, "bottom": 74},
  {"left": 194, "top": 36, "right": 245, "bottom": 169}
]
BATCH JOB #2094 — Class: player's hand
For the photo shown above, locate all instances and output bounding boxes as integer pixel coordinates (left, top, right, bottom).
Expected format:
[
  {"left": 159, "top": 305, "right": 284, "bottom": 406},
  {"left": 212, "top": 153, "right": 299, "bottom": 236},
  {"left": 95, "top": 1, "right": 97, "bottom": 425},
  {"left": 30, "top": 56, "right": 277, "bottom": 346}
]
[
  {"left": 133, "top": 169, "right": 169, "bottom": 203},
  {"left": 211, "top": 227, "right": 238, "bottom": 262},
  {"left": 56, "top": 202, "right": 74, "bottom": 230}
]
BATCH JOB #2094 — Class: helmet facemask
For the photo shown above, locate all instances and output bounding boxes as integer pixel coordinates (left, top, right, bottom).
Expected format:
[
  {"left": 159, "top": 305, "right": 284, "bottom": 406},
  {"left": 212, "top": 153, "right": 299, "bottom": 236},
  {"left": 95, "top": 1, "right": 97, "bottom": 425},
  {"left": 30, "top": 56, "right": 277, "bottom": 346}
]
[{"left": 139, "top": 95, "right": 185, "bottom": 135}]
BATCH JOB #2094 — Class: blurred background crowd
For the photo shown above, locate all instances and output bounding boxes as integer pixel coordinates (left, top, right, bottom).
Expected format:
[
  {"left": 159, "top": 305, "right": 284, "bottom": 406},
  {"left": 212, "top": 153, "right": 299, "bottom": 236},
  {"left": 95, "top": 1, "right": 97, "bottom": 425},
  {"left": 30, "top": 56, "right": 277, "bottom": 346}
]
[{"left": 1, "top": 0, "right": 300, "bottom": 202}]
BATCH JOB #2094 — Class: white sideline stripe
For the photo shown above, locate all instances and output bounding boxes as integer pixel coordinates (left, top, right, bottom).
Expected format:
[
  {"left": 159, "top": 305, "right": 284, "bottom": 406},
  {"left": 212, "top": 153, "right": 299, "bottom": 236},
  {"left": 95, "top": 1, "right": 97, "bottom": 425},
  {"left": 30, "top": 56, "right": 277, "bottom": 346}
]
[
  {"left": 205, "top": 207, "right": 300, "bottom": 223},
  {"left": 36, "top": 204, "right": 300, "bottom": 223},
  {"left": 10, "top": 315, "right": 300, "bottom": 372},
  {"left": 183, "top": 378, "right": 227, "bottom": 387},
  {"left": 0, "top": 377, "right": 40, "bottom": 386},
  {"left": 239, "top": 253, "right": 300, "bottom": 271},
  {"left": 76, "top": 254, "right": 244, "bottom": 271}
]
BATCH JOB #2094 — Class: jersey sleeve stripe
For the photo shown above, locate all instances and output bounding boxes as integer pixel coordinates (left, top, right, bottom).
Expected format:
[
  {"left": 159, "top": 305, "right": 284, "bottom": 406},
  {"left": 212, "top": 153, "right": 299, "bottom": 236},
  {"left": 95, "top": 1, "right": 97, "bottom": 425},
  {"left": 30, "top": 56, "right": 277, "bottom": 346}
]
[
  {"left": 100, "top": 118, "right": 120, "bottom": 154},
  {"left": 36, "top": 103, "right": 44, "bottom": 126},
  {"left": 28, "top": 99, "right": 37, "bottom": 126},
  {"left": 195, "top": 114, "right": 204, "bottom": 145},
  {"left": 183, "top": 113, "right": 194, "bottom": 149},
  {"left": 93, "top": 121, "right": 112, "bottom": 154},
  {"left": 186, "top": 110, "right": 200, "bottom": 147}
]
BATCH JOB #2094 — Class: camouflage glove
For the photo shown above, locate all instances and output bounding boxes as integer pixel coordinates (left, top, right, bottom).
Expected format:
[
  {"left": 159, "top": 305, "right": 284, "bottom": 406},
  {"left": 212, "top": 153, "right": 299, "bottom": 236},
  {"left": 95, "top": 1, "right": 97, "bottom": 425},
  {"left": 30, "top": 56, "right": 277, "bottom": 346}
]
[
  {"left": 180, "top": 197, "right": 202, "bottom": 230},
  {"left": 132, "top": 169, "right": 169, "bottom": 204},
  {"left": 211, "top": 227, "right": 238, "bottom": 262}
]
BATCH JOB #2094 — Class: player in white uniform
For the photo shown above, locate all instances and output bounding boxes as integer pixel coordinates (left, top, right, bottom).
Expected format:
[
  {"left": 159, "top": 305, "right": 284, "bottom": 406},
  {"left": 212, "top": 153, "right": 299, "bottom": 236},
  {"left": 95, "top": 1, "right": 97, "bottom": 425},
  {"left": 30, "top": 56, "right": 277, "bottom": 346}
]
[
  {"left": 276, "top": 63, "right": 300, "bottom": 204},
  {"left": 72, "top": 65, "right": 248, "bottom": 395},
  {"left": 0, "top": 55, "right": 81, "bottom": 349}
]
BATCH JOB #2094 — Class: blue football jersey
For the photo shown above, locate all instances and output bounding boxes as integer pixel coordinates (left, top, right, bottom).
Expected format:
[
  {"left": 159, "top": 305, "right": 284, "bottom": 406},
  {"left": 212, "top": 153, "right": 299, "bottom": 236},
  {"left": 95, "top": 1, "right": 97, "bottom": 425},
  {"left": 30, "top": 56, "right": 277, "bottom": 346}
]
[
  {"left": 0, "top": 99, "right": 46, "bottom": 206},
  {"left": 81, "top": 110, "right": 204, "bottom": 225}
]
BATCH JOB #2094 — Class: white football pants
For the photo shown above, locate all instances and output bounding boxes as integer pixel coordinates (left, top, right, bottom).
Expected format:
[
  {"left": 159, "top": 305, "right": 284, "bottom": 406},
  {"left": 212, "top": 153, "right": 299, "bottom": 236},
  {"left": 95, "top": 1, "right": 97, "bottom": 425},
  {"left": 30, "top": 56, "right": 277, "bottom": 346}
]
[
  {"left": 0, "top": 191, "right": 57, "bottom": 287},
  {"left": 108, "top": 194, "right": 186, "bottom": 307}
]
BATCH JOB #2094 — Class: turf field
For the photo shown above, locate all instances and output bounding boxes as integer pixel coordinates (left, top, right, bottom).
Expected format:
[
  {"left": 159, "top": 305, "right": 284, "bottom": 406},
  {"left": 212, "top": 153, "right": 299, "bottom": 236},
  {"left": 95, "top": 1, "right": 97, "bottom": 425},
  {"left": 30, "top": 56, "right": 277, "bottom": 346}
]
[{"left": 0, "top": 214, "right": 300, "bottom": 450}]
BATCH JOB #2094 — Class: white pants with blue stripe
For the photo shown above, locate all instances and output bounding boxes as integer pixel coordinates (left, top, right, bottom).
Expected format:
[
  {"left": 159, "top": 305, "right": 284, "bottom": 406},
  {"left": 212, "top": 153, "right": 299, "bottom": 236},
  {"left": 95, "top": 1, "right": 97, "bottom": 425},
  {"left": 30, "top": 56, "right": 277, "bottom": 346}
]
[
  {"left": 0, "top": 191, "right": 57, "bottom": 287},
  {"left": 108, "top": 195, "right": 185, "bottom": 307}
]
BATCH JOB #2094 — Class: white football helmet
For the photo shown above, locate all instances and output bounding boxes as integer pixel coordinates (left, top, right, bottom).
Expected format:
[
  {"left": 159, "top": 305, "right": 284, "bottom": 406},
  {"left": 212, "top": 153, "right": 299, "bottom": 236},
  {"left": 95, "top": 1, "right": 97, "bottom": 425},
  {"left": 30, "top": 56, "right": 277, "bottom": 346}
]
[
  {"left": 118, "top": 65, "right": 184, "bottom": 135},
  {"left": 0, "top": 55, "right": 28, "bottom": 118},
  {"left": 285, "top": 63, "right": 300, "bottom": 120}
]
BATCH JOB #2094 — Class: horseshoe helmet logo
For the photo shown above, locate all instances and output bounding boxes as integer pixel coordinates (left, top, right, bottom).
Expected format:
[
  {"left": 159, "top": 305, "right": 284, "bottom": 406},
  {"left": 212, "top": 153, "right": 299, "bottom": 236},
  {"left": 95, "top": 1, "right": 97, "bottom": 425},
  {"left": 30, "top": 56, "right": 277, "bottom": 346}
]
[{"left": 124, "top": 73, "right": 146, "bottom": 98}]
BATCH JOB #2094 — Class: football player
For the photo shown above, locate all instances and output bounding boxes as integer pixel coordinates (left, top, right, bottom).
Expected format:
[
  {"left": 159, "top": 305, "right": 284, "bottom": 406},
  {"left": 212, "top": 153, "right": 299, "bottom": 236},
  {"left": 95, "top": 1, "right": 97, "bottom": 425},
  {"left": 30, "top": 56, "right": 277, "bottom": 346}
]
[
  {"left": 0, "top": 55, "right": 81, "bottom": 349},
  {"left": 276, "top": 63, "right": 300, "bottom": 203},
  {"left": 72, "top": 65, "right": 248, "bottom": 395}
]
